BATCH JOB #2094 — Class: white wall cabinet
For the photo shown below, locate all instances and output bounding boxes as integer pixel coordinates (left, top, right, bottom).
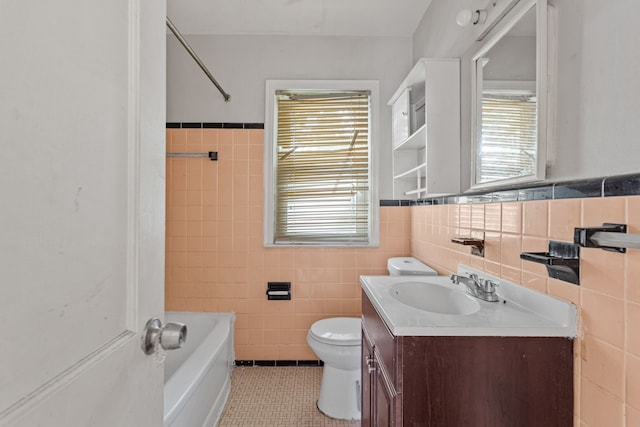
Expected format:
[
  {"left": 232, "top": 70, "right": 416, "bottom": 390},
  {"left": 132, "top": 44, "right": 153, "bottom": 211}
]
[{"left": 389, "top": 58, "right": 460, "bottom": 199}]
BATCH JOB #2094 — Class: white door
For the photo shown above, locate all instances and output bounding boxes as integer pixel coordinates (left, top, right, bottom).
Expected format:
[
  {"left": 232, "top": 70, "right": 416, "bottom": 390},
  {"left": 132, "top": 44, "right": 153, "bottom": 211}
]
[{"left": 0, "top": 0, "right": 167, "bottom": 426}]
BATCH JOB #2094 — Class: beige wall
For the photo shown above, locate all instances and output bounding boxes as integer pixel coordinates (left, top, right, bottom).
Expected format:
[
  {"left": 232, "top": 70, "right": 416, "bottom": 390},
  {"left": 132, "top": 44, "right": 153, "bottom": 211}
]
[
  {"left": 164, "top": 127, "right": 411, "bottom": 360},
  {"left": 411, "top": 199, "right": 640, "bottom": 426}
]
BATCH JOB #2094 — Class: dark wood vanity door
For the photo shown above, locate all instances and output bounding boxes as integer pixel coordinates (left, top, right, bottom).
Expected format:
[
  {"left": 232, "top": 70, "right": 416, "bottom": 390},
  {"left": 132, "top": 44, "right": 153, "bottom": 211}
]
[
  {"left": 399, "top": 335, "right": 573, "bottom": 427},
  {"left": 362, "top": 292, "right": 398, "bottom": 387},
  {"left": 361, "top": 328, "right": 374, "bottom": 427},
  {"left": 361, "top": 290, "right": 574, "bottom": 427},
  {"left": 373, "top": 357, "right": 395, "bottom": 427}
]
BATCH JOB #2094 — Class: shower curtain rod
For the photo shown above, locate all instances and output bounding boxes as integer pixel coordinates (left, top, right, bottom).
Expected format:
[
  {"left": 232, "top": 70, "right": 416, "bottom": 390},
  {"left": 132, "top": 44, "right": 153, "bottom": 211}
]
[{"left": 166, "top": 17, "right": 231, "bottom": 102}]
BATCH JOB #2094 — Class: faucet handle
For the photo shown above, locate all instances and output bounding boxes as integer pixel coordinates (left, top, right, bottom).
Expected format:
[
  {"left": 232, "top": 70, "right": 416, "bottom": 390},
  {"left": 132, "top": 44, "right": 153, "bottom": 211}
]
[{"left": 479, "top": 278, "right": 498, "bottom": 292}]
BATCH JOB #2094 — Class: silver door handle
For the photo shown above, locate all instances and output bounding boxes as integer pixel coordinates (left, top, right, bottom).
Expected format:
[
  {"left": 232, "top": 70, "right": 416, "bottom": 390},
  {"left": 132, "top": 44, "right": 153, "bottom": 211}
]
[
  {"left": 366, "top": 356, "right": 376, "bottom": 374},
  {"left": 142, "top": 318, "right": 187, "bottom": 355}
]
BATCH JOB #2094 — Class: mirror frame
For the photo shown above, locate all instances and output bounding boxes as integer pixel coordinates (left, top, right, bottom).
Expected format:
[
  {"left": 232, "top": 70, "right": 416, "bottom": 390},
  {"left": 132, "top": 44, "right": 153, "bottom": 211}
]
[{"left": 470, "top": 0, "right": 549, "bottom": 189}]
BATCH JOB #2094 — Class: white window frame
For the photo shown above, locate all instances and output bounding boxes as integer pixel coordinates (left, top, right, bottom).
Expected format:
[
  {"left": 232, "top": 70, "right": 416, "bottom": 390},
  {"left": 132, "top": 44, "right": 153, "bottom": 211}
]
[{"left": 263, "top": 79, "right": 380, "bottom": 247}]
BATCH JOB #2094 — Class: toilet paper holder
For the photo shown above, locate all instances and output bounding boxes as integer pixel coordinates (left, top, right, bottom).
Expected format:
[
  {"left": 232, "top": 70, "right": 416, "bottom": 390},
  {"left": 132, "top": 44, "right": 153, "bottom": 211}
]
[{"left": 266, "top": 282, "right": 291, "bottom": 300}]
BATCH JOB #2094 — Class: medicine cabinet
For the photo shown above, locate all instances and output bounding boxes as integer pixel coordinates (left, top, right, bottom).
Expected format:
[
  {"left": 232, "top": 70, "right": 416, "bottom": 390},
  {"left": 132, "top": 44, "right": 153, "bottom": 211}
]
[{"left": 471, "top": 0, "right": 554, "bottom": 189}]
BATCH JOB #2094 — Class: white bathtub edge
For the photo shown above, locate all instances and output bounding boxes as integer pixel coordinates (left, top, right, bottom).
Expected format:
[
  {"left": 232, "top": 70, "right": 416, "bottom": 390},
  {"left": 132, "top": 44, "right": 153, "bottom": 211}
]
[
  {"left": 163, "top": 312, "right": 235, "bottom": 427},
  {"left": 202, "top": 372, "right": 231, "bottom": 427}
]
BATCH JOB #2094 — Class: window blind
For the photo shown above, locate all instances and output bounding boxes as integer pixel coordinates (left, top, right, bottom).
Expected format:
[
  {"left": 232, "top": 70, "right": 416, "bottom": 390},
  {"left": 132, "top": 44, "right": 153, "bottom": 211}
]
[
  {"left": 274, "top": 90, "right": 371, "bottom": 244},
  {"left": 477, "top": 93, "right": 537, "bottom": 184}
]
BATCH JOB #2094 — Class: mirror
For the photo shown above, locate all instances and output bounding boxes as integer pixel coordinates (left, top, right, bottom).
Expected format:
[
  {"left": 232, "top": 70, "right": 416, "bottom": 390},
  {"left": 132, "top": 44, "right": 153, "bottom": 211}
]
[{"left": 471, "top": 0, "right": 549, "bottom": 188}]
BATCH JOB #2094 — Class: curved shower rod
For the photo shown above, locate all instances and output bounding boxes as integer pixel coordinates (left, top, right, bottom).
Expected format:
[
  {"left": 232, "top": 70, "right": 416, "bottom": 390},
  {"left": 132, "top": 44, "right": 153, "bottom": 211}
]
[{"left": 166, "top": 17, "right": 231, "bottom": 102}]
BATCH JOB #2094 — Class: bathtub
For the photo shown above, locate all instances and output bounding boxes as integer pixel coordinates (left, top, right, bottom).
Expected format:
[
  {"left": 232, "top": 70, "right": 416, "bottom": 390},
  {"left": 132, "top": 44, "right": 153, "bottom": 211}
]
[{"left": 164, "top": 312, "right": 235, "bottom": 427}]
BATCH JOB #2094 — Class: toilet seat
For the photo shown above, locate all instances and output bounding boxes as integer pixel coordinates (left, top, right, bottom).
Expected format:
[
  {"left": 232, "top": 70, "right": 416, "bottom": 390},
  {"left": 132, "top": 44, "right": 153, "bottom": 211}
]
[{"left": 309, "top": 317, "right": 361, "bottom": 346}]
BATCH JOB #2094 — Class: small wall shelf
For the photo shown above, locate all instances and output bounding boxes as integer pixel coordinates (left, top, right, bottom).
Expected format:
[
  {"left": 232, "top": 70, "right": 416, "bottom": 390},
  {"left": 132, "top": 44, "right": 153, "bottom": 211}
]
[
  {"left": 390, "top": 58, "right": 460, "bottom": 199},
  {"left": 394, "top": 124, "right": 426, "bottom": 150},
  {"left": 520, "top": 240, "right": 580, "bottom": 285},
  {"left": 394, "top": 162, "right": 427, "bottom": 180},
  {"left": 405, "top": 187, "right": 427, "bottom": 196},
  {"left": 451, "top": 236, "right": 485, "bottom": 257}
]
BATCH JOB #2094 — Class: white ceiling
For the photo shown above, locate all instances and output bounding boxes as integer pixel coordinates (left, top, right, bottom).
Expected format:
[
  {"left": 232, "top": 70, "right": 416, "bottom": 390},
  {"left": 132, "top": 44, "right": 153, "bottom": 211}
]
[{"left": 167, "top": 0, "right": 433, "bottom": 37}]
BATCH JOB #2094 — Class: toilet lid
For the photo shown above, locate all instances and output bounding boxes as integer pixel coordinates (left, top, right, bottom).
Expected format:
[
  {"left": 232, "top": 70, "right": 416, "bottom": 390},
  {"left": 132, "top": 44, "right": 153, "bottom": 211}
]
[
  {"left": 387, "top": 256, "right": 438, "bottom": 276},
  {"left": 309, "top": 317, "right": 361, "bottom": 346}
]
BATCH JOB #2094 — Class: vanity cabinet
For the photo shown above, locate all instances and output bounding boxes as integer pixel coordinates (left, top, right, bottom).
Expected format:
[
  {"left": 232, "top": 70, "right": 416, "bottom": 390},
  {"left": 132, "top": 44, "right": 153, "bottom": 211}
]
[
  {"left": 362, "top": 317, "right": 398, "bottom": 426},
  {"left": 361, "top": 291, "right": 574, "bottom": 427},
  {"left": 389, "top": 58, "right": 460, "bottom": 199}
]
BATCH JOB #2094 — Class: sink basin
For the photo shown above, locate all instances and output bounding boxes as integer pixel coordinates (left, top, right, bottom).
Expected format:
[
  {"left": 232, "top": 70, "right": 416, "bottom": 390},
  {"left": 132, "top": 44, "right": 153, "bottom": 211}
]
[
  {"left": 361, "top": 270, "right": 578, "bottom": 336},
  {"left": 389, "top": 281, "right": 480, "bottom": 315}
]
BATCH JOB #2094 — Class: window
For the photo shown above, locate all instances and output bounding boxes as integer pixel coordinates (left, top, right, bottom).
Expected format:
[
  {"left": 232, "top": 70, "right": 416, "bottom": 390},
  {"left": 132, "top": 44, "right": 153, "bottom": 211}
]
[
  {"left": 264, "top": 80, "right": 379, "bottom": 247},
  {"left": 476, "top": 91, "right": 537, "bottom": 184}
]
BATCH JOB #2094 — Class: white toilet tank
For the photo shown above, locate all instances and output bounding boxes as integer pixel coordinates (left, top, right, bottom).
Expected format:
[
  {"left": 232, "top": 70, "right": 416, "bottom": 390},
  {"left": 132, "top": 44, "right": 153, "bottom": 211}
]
[{"left": 387, "top": 257, "right": 437, "bottom": 276}]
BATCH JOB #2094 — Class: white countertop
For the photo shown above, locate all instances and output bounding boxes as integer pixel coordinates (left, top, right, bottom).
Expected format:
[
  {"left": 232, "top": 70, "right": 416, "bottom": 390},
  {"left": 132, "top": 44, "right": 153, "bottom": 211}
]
[{"left": 360, "top": 265, "right": 578, "bottom": 338}]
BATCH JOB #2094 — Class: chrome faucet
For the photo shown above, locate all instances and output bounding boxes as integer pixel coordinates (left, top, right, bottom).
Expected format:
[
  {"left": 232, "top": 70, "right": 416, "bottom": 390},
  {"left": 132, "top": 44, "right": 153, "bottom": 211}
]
[{"left": 450, "top": 273, "right": 500, "bottom": 302}]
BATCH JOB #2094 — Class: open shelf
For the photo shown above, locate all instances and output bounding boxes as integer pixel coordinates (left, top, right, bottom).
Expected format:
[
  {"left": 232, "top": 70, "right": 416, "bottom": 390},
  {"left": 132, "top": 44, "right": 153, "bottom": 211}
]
[
  {"left": 393, "top": 162, "right": 427, "bottom": 180},
  {"left": 394, "top": 124, "right": 426, "bottom": 150},
  {"left": 390, "top": 58, "right": 460, "bottom": 199},
  {"left": 405, "top": 187, "right": 427, "bottom": 196}
]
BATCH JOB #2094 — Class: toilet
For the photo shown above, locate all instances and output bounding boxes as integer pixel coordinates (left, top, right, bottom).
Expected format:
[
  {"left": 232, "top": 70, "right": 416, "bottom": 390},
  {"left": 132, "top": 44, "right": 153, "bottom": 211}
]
[
  {"left": 387, "top": 256, "right": 438, "bottom": 276},
  {"left": 307, "top": 317, "right": 361, "bottom": 420},
  {"left": 306, "top": 257, "right": 436, "bottom": 420}
]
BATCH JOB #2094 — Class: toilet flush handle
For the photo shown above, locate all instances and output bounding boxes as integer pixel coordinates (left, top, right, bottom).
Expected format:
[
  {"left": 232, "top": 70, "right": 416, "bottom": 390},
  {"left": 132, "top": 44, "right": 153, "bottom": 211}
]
[{"left": 141, "top": 318, "right": 188, "bottom": 355}]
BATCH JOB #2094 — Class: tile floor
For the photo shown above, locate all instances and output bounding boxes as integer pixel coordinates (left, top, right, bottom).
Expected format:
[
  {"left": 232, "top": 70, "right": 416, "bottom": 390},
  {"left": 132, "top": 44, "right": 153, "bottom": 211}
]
[{"left": 217, "top": 366, "right": 361, "bottom": 427}]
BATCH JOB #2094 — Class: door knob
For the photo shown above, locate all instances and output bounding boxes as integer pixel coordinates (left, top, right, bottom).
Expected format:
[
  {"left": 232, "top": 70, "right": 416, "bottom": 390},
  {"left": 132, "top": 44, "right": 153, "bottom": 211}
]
[{"left": 142, "top": 318, "right": 187, "bottom": 355}]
